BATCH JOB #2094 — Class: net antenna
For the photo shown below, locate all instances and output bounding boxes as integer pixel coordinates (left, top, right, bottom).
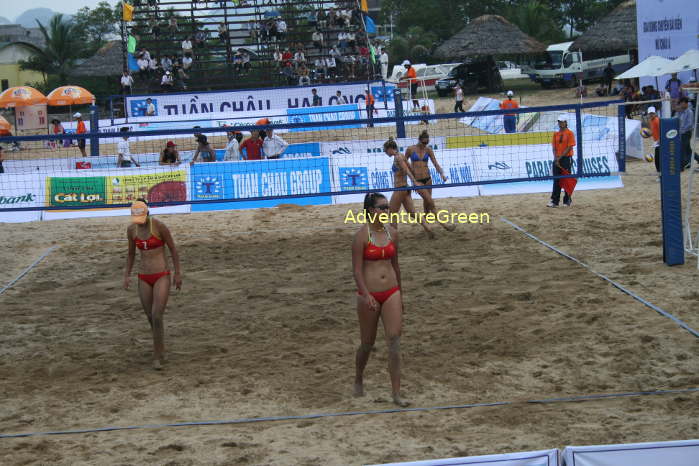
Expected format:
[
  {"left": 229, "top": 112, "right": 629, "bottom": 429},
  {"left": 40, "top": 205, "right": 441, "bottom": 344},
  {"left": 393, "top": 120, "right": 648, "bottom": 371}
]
[{"left": 682, "top": 87, "right": 699, "bottom": 267}]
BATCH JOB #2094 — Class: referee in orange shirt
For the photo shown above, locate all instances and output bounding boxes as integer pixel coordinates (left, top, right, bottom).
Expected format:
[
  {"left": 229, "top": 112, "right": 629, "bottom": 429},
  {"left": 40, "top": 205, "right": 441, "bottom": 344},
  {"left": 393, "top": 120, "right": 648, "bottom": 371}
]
[
  {"left": 548, "top": 114, "right": 576, "bottom": 208},
  {"left": 648, "top": 106, "right": 661, "bottom": 175},
  {"left": 365, "top": 90, "right": 375, "bottom": 128},
  {"left": 500, "top": 90, "right": 519, "bottom": 133},
  {"left": 400, "top": 60, "right": 420, "bottom": 110},
  {"left": 74, "top": 112, "right": 88, "bottom": 157}
]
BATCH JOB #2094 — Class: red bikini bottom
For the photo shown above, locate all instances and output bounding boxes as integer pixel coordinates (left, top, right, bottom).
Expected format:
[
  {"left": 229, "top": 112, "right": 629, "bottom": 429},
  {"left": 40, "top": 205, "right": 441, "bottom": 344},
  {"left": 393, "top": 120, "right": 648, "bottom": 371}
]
[
  {"left": 138, "top": 270, "right": 170, "bottom": 287},
  {"left": 358, "top": 286, "right": 400, "bottom": 304}
]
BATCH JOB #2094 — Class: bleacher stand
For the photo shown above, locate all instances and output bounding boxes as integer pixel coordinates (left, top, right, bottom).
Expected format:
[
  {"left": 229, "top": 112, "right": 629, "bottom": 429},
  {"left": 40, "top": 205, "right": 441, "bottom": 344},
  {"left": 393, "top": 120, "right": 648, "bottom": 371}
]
[{"left": 121, "top": 0, "right": 378, "bottom": 93}]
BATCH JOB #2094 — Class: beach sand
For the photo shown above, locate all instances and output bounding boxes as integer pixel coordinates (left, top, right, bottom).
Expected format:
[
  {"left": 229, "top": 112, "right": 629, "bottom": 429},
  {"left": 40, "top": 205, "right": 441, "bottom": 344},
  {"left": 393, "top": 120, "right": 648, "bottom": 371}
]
[{"left": 1, "top": 144, "right": 699, "bottom": 464}]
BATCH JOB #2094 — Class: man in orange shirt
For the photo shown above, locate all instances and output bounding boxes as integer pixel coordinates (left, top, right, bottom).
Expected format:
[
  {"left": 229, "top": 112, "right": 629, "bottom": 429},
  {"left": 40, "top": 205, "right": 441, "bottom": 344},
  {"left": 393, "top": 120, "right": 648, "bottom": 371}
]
[
  {"left": 548, "top": 114, "right": 576, "bottom": 208},
  {"left": 365, "top": 90, "right": 375, "bottom": 128},
  {"left": 500, "top": 90, "right": 519, "bottom": 133},
  {"left": 399, "top": 60, "right": 419, "bottom": 109},
  {"left": 74, "top": 112, "right": 88, "bottom": 157},
  {"left": 647, "top": 106, "right": 661, "bottom": 175}
]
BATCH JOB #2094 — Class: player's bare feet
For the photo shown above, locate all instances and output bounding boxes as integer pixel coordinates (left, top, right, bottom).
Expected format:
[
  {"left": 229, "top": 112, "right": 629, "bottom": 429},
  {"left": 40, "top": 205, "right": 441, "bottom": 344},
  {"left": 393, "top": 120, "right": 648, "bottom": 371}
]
[
  {"left": 353, "top": 380, "right": 365, "bottom": 397},
  {"left": 152, "top": 359, "right": 163, "bottom": 370},
  {"left": 392, "top": 393, "right": 410, "bottom": 407}
]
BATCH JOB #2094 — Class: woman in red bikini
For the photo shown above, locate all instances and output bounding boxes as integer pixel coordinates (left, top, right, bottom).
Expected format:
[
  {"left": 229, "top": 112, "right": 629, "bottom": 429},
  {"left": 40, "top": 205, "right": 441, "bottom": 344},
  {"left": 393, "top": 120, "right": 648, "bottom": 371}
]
[
  {"left": 123, "top": 200, "right": 182, "bottom": 370},
  {"left": 352, "top": 192, "right": 408, "bottom": 407}
]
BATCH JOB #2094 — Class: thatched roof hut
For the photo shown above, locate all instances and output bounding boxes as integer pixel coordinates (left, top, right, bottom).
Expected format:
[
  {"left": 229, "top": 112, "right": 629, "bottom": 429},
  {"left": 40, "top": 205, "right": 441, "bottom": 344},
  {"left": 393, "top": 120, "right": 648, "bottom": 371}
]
[
  {"left": 71, "top": 41, "right": 124, "bottom": 77},
  {"left": 434, "top": 15, "right": 546, "bottom": 60},
  {"left": 571, "top": 0, "right": 637, "bottom": 53}
]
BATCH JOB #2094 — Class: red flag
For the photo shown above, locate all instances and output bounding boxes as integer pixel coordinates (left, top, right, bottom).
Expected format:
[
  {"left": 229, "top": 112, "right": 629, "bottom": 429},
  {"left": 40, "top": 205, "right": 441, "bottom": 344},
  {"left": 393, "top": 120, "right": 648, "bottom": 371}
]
[{"left": 560, "top": 168, "right": 577, "bottom": 196}]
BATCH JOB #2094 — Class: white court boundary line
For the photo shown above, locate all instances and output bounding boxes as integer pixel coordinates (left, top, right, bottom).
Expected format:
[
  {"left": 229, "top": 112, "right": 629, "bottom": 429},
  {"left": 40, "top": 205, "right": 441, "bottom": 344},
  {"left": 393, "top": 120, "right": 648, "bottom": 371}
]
[
  {"left": 501, "top": 217, "right": 699, "bottom": 339},
  {"left": 0, "top": 246, "right": 59, "bottom": 296}
]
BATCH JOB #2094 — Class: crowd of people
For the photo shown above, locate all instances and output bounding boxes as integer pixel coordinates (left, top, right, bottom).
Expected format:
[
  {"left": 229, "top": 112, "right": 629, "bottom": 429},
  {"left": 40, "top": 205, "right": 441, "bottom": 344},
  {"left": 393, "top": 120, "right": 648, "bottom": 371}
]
[{"left": 121, "top": 0, "right": 382, "bottom": 94}]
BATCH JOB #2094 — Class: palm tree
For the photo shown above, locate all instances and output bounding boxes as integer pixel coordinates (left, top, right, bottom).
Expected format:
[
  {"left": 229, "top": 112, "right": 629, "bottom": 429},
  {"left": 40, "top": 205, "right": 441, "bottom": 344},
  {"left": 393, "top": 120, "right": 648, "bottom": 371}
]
[
  {"left": 507, "top": 0, "right": 566, "bottom": 44},
  {"left": 18, "top": 14, "right": 84, "bottom": 85}
]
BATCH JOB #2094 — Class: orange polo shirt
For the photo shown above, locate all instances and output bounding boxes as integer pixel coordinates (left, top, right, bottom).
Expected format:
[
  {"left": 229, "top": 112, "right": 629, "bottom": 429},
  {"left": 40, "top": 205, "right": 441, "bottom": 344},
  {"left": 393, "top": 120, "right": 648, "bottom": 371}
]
[
  {"left": 552, "top": 128, "right": 575, "bottom": 157},
  {"left": 366, "top": 92, "right": 375, "bottom": 107},
  {"left": 500, "top": 98, "right": 519, "bottom": 116},
  {"left": 76, "top": 120, "right": 87, "bottom": 134},
  {"left": 649, "top": 116, "right": 660, "bottom": 142},
  {"left": 406, "top": 67, "right": 416, "bottom": 84}
]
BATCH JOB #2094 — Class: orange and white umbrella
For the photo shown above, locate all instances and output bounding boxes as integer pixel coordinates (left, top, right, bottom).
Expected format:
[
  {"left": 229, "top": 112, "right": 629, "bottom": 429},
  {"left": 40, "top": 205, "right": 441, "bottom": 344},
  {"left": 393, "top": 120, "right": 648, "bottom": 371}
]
[
  {"left": 0, "top": 86, "right": 48, "bottom": 108},
  {"left": 46, "top": 86, "right": 95, "bottom": 106}
]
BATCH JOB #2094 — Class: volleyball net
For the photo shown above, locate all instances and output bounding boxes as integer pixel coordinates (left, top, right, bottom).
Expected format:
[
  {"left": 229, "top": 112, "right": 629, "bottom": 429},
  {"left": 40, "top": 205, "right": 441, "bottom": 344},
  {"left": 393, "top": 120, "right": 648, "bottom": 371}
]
[{"left": 0, "top": 97, "right": 628, "bottom": 217}]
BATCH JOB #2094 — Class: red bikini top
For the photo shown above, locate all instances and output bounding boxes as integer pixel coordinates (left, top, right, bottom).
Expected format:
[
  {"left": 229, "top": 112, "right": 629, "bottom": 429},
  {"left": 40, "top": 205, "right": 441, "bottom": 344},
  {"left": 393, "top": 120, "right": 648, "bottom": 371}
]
[
  {"left": 364, "top": 227, "right": 396, "bottom": 261},
  {"left": 134, "top": 218, "right": 165, "bottom": 250}
]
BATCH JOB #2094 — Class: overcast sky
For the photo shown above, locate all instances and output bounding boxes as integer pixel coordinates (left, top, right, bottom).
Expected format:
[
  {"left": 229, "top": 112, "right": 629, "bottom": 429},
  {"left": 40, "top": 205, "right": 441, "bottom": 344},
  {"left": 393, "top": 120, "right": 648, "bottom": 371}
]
[{"left": 5, "top": 0, "right": 116, "bottom": 23}]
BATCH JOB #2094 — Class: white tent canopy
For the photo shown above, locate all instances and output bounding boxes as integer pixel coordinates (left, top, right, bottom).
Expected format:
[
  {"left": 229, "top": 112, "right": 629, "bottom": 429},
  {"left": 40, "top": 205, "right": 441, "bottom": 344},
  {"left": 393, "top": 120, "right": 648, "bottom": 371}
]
[
  {"left": 616, "top": 55, "right": 673, "bottom": 79},
  {"left": 662, "top": 49, "right": 699, "bottom": 74}
]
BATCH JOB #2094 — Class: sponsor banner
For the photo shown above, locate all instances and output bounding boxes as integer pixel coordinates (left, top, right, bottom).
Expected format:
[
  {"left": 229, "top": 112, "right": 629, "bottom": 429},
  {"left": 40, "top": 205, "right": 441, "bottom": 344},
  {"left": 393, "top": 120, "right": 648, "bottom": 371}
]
[
  {"left": 0, "top": 173, "right": 44, "bottom": 223},
  {"left": 463, "top": 97, "right": 643, "bottom": 158},
  {"left": 331, "top": 148, "right": 479, "bottom": 206},
  {"left": 42, "top": 168, "right": 191, "bottom": 220},
  {"left": 125, "top": 81, "right": 394, "bottom": 119},
  {"left": 369, "top": 448, "right": 559, "bottom": 466},
  {"left": 636, "top": 0, "right": 699, "bottom": 90},
  {"left": 321, "top": 137, "right": 446, "bottom": 157},
  {"left": 563, "top": 440, "right": 699, "bottom": 466},
  {"left": 287, "top": 104, "right": 362, "bottom": 132},
  {"left": 190, "top": 157, "right": 332, "bottom": 211},
  {"left": 476, "top": 144, "right": 623, "bottom": 196}
]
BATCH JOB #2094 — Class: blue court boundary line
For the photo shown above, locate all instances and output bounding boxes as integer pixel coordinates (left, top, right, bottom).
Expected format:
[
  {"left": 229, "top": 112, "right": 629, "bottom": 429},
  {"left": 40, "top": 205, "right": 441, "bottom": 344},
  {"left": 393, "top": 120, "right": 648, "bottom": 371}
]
[
  {"left": 0, "top": 245, "right": 58, "bottom": 296},
  {"left": 500, "top": 217, "right": 699, "bottom": 339},
  {"left": 1, "top": 388, "right": 696, "bottom": 439}
]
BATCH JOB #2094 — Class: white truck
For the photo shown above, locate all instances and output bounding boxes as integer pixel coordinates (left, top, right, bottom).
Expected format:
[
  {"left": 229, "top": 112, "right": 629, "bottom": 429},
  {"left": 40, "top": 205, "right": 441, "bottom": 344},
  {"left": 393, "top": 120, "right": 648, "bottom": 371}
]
[{"left": 522, "top": 42, "right": 634, "bottom": 88}]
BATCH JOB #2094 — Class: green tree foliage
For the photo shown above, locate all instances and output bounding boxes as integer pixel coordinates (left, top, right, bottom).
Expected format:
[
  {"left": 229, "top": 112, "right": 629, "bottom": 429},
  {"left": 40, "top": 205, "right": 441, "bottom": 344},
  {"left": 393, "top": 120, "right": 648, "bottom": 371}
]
[
  {"left": 18, "top": 14, "right": 85, "bottom": 85},
  {"left": 505, "top": 0, "right": 566, "bottom": 43},
  {"left": 386, "top": 26, "right": 439, "bottom": 65},
  {"left": 72, "top": 1, "right": 121, "bottom": 55}
]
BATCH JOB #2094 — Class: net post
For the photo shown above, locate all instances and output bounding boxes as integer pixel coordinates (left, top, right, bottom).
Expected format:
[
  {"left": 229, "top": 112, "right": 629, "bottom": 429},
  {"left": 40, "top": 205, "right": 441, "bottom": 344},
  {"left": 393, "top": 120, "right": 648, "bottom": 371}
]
[
  {"left": 575, "top": 105, "right": 583, "bottom": 175},
  {"left": 89, "top": 104, "right": 100, "bottom": 157},
  {"left": 660, "top": 117, "right": 684, "bottom": 266},
  {"left": 393, "top": 87, "right": 405, "bottom": 138},
  {"left": 617, "top": 104, "right": 626, "bottom": 172}
]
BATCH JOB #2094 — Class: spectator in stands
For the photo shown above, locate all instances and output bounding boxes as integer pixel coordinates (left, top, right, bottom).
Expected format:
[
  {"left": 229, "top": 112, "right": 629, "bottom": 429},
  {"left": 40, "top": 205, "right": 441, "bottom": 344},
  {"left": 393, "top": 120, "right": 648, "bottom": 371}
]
[
  {"left": 595, "top": 82, "right": 607, "bottom": 97},
  {"left": 240, "top": 131, "right": 263, "bottom": 160},
  {"left": 218, "top": 22, "right": 229, "bottom": 44},
  {"left": 175, "top": 64, "right": 188, "bottom": 90},
  {"left": 326, "top": 56, "right": 337, "bottom": 79},
  {"left": 169, "top": 16, "right": 179, "bottom": 37},
  {"left": 148, "top": 56, "right": 159, "bottom": 75},
  {"left": 263, "top": 128, "right": 288, "bottom": 159},
  {"left": 248, "top": 20, "right": 258, "bottom": 42},
  {"left": 308, "top": 9, "right": 318, "bottom": 28},
  {"left": 298, "top": 64, "right": 311, "bottom": 86},
  {"left": 74, "top": 112, "right": 88, "bottom": 157},
  {"left": 379, "top": 47, "right": 389, "bottom": 80},
  {"left": 327, "top": 8, "right": 337, "bottom": 27},
  {"left": 223, "top": 130, "right": 243, "bottom": 161},
  {"left": 242, "top": 50, "right": 251, "bottom": 73},
  {"left": 161, "top": 71, "right": 174, "bottom": 91},
  {"left": 312, "top": 29, "right": 324, "bottom": 50},
  {"left": 338, "top": 31, "right": 348, "bottom": 51},
  {"left": 117, "top": 127, "right": 141, "bottom": 168},
  {"left": 191, "top": 134, "right": 216, "bottom": 164},
  {"left": 194, "top": 30, "right": 207, "bottom": 47},
  {"left": 610, "top": 80, "right": 622, "bottom": 96},
  {"left": 121, "top": 71, "right": 134, "bottom": 94},
  {"left": 311, "top": 88, "right": 321, "bottom": 106},
  {"left": 317, "top": 8, "right": 327, "bottom": 29},
  {"left": 161, "top": 55, "right": 173, "bottom": 72},
  {"left": 182, "top": 53, "right": 193, "bottom": 70},
  {"left": 137, "top": 56, "right": 150, "bottom": 79},
  {"left": 0, "top": 145, "right": 4, "bottom": 173},
  {"left": 233, "top": 50, "right": 243, "bottom": 73},
  {"left": 294, "top": 48, "right": 306, "bottom": 67},
  {"left": 182, "top": 36, "right": 193, "bottom": 55},
  {"left": 149, "top": 18, "right": 161, "bottom": 39},
  {"left": 282, "top": 48, "right": 293, "bottom": 67},
  {"left": 313, "top": 56, "right": 326, "bottom": 80},
  {"left": 273, "top": 48, "right": 283, "bottom": 69},
  {"left": 277, "top": 18, "right": 287, "bottom": 42},
  {"left": 335, "top": 90, "right": 345, "bottom": 105},
  {"left": 145, "top": 98, "right": 156, "bottom": 116},
  {"left": 345, "top": 54, "right": 357, "bottom": 79},
  {"left": 341, "top": 9, "right": 351, "bottom": 27},
  {"left": 347, "top": 31, "right": 356, "bottom": 51}
]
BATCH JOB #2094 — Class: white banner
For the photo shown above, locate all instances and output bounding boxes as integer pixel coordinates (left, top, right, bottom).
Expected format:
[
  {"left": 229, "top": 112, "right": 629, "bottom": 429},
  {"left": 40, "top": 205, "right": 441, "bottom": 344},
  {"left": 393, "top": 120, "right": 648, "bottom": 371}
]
[
  {"left": 636, "top": 0, "right": 699, "bottom": 90},
  {"left": 0, "top": 173, "right": 44, "bottom": 223},
  {"left": 369, "top": 448, "right": 559, "bottom": 466},
  {"left": 125, "top": 81, "right": 393, "bottom": 119},
  {"left": 15, "top": 104, "right": 48, "bottom": 131},
  {"left": 563, "top": 439, "right": 699, "bottom": 466}
]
